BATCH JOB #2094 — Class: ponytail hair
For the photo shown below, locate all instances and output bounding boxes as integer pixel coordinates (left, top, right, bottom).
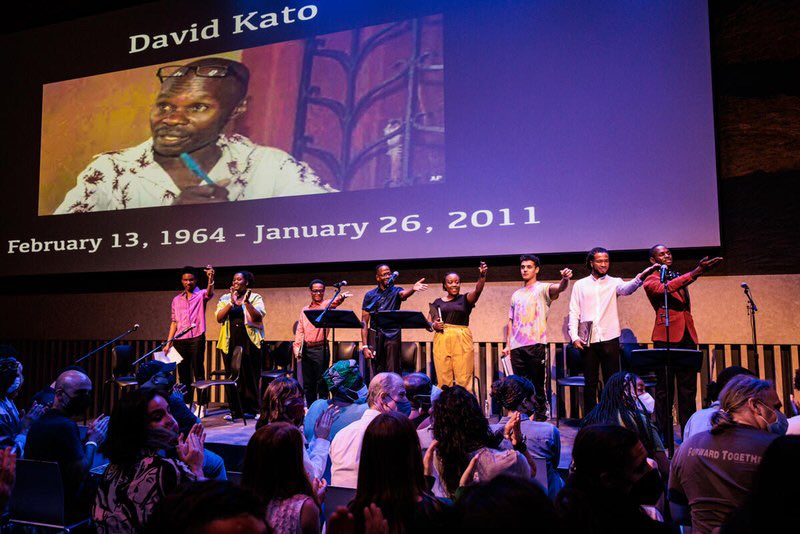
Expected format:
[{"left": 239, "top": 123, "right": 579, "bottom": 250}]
[{"left": 710, "top": 375, "right": 772, "bottom": 434}]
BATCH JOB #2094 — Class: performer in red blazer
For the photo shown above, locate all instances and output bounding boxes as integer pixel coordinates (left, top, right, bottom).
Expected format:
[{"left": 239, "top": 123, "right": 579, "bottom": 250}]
[{"left": 643, "top": 245, "right": 722, "bottom": 440}]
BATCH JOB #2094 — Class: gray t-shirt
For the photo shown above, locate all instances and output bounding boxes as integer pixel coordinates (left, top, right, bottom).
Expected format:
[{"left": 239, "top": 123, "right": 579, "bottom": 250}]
[{"left": 669, "top": 424, "right": 776, "bottom": 534}]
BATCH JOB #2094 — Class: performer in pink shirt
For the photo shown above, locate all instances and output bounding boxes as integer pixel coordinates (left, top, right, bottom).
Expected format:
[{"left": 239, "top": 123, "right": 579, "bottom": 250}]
[
  {"left": 293, "top": 280, "right": 352, "bottom": 404},
  {"left": 164, "top": 266, "right": 215, "bottom": 404}
]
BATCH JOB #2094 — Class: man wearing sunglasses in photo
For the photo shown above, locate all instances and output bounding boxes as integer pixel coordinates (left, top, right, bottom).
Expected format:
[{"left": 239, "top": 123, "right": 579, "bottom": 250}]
[{"left": 55, "top": 57, "right": 334, "bottom": 214}]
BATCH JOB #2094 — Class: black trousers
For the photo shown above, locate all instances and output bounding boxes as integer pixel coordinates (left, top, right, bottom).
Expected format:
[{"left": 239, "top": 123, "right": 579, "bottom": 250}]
[
  {"left": 581, "top": 337, "right": 621, "bottom": 414},
  {"left": 369, "top": 331, "right": 401, "bottom": 377},
  {"left": 510, "top": 344, "right": 548, "bottom": 417},
  {"left": 223, "top": 341, "right": 262, "bottom": 417},
  {"left": 654, "top": 331, "right": 698, "bottom": 439},
  {"left": 302, "top": 344, "right": 330, "bottom": 405},
  {"left": 172, "top": 334, "right": 206, "bottom": 404}
]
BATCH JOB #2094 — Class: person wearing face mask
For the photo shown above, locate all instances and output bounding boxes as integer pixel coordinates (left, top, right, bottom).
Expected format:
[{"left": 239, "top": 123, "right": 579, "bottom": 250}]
[
  {"left": 429, "top": 262, "right": 487, "bottom": 393},
  {"left": 0, "top": 355, "right": 45, "bottom": 455},
  {"left": 490, "top": 375, "right": 564, "bottom": 499},
  {"left": 303, "top": 360, "right": 369, "bottom": 446},
  {"left": 683, "top": 365, "right": 756, "bottom": 442},
  {"left": 25, "top": 369, "right": 110, "bottom": 521},
  {"left": 136, "top": 360, "right": 226, "bottom": 481},
  {"left": 330, "top": 372, "right": 408, "bottom": 488},
  {"left": 216, "top": 270, "right": 265, "bottom": 419},
  {"left": 669, "top": 375, "right": 785, "bottom": 534},
  {"left": 94, "top": 388, "right": 205, "bottom": 533},
  {"left": 555, "top": 424, "right": 669, "bottom": 533},
  {"left": 256, "top": 377, "right": 338, "bottom": 481}
]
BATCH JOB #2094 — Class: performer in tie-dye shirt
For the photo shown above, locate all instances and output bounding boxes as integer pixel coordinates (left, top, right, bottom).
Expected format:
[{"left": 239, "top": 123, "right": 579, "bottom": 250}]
[{"left": 503, "top": 254, "right": 572, "bottom": 421}]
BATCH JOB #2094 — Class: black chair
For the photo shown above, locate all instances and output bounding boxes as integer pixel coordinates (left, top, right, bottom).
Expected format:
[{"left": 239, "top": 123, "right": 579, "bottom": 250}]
[
  {"left": 8, "top": 459, "right": 92, "bottom": 532},
  {"left": 334, "top": 341, "right": 358, "bottom": 362},
  {"left": 193, "top": 345, "right": 247, "bottom": 426},
  {"left": 259, "top": 341, "right": 291, "bottom": 402},
  {"left": 400, "top": 341, "right": 418, "bottom": 373},
  {"left": 103, "top": 344, "right": 138, "bottom": 410},
  {"left": 323, "top": 486, "right": 357, "bottom": 523},
  {"left": 556, "top": 344, "right": 585, "bottom": 427}
]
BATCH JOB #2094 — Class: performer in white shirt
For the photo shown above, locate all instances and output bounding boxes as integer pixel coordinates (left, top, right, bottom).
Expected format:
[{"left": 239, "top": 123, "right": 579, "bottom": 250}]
[{"left": 568, "top": 247, "right": 659, "bottom": 414}]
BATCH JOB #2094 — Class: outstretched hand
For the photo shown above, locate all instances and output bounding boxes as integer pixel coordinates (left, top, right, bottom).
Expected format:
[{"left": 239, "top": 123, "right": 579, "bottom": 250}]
[
  {"left": 459, "top": 453, "right": 482, "bottom": 487},
  {"left": 314, "top": 405, "right": 340, "bottom": 441},
  {"left": 413, "top": 278, "right": 428, "bottom": 292},
  {"left": 423, "top": 439, "right": 439, "bottom": 477},
  {"left": 698, "top": 256, "right": 723, "bottom": 272}
]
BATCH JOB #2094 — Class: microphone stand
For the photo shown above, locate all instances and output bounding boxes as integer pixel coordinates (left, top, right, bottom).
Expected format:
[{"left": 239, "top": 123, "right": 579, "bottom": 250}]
[
  {"left": 662, "top": 273, "right": 675, "bottom": 456},
  {"left": 74, "top": 324, "right": 139, "bottom": 364},
  {"left": 744, "top": 286, "right": 759, "bottom": 375},
  {"left": 314, "top": 286, "right": 343, "bottom": 327},
  {"left": 315, "top": 286, "right": 343, "bottom": 361},
  {"left": 132, "top": 326, "right": 195, "bottom": 366}
]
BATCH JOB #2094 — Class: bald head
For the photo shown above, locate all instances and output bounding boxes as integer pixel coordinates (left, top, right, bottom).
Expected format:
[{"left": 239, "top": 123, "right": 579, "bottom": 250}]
[
  {"left": 53, "top": 370, "right": 92, "bottom": 411},
  {"left": 367, "top": 372, "right": 405, "bottom": 413}
]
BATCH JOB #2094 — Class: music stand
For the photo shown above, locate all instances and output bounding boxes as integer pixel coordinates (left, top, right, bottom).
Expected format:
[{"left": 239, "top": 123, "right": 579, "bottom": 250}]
[
  {"left": 368, "top": 311, "right": 430, "bottom": 376},
  {"left": 630, "top": 348, "right": 703, "bottom": 455},
  {"left": 303, "top": 309, "right": 362, "bottom": 360}
]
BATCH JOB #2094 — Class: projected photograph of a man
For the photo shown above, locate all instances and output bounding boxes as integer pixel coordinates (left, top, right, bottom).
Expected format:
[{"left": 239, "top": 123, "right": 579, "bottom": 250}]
[
  {"left": 54, "top": 58, "right": 333, "bottom": 214},
  {"left": 41, "top": 15, "right": 445, "bottom": 215}
]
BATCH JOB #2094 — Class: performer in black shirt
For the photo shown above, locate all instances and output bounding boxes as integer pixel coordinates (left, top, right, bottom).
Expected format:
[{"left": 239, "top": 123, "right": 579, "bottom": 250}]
[{"left": 429, "top": 262, "right": 487, "bottom": 392}]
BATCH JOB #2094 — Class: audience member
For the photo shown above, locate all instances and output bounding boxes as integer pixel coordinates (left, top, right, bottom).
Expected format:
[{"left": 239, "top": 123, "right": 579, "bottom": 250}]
[
  {"left": 330, "top": 372, "right": 408, "bottom": 488},
  {"left": 143, "top": 480, "right": 268, "bottom": 533},
  {"left": 349, "top": 412, "right": 451, "bottom": 533},
  {"left": 403, "top": 372, "right": 437, "bottom": 429},
  {"left": 669, "top": 375, "right": 783, "bottom": 533},
  {"left": 456, "top": 474, "right": 556, "bottom": 532},
  {"left": 787, "top": 368, "right": 800, "bottom": 434},
  {"left": 432, "top": 385, "right": 531, "bottom": 498},
  {"left": 0, "top": 356, "right": 45, "bottom": 454},
  {"left": 581, "top": 372, "right": 668, "bottom": 477},
  {"left": 555, "top": 425, "right": 669, "bottom": 533},
  {"left": 137, "top": 360, "right": 226, "bottom": 480},
  {"left": 719, "top": 434, "right": 800, "bottom": 533},
  {"left": 257, "top": 376, "right": 337, "bottom": 480},
  {"left": 491, "top": 375, "right": 564, "bottom": 499},
  {"left": 0, "top": 446, "right": 15, "bottom": 511},
  {"left": 304, "top": 360, "right": 369, "bottom": 445},
  {"left": 683, "top": 365, "right": 755, "bottom": 441},
  {"left": 25, "top": 369, "right": 109, "bottom": 519},
  {"left": 94, "top": 388, "right": 205, "bottom": 533},
  {"left": 243, "top": 422, "right": 324, "bottom": 534}
]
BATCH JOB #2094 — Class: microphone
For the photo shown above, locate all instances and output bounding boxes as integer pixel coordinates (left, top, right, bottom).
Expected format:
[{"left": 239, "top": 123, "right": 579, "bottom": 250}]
[
  {"left": 741, "top": 282, "right": 750, "bottom": 291},
  {"left": 387, "top": 271, "right": 400, "bottom": 286},
  {"left": 659, "top": 264, "right": 668, "bottom": 283},
  {"left": 133, "top": 323, "right": 140, "bottom": 331},
  {"left": 333, "top": 280, "right": 348, "bottom": 288}
]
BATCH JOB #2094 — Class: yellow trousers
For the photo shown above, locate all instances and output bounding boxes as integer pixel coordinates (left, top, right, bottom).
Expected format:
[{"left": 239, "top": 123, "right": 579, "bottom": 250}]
[{"left": 433, "top": 324, "right": 474, "bottom": 392}]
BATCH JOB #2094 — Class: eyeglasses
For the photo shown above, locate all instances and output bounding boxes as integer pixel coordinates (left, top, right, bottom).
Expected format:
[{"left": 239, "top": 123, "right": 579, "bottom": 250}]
[
  {"left": 156, "top": 65, "right": 230, "bottom": 82},
  {"left": 310, "top": 289, "right": 325, "bottom": 294}
]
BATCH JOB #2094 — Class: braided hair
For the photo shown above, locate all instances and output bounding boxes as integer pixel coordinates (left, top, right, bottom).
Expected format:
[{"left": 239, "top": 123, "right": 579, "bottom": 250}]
[{"left": 581, "top": 372, "right": 659, "bottom": 455}]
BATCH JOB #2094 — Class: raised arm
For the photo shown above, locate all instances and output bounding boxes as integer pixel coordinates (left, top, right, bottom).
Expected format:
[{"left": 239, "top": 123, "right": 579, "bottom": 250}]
[
  {"left": 617, "top": 263, "right": 660, "bottom": 296},
  {"left": 466, "top": 262, "right": 488, "bottom": 305},
  {"left": 400, "top": 278, "right": 428, "bottom": 300},
  {"left": 215, "top": 290, "right": 234, "bottom": 323},
  {"left": 243, "top": 290, "right": 264, "bottom": 323},
  {"left": 548, "top": 268, "right": 573, "bottom": 300},
  {"left": 204, "top": 266, "right": 215, "bottom": 299}
]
